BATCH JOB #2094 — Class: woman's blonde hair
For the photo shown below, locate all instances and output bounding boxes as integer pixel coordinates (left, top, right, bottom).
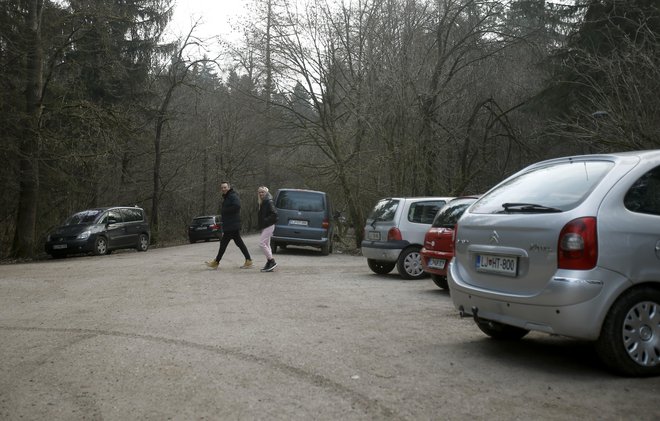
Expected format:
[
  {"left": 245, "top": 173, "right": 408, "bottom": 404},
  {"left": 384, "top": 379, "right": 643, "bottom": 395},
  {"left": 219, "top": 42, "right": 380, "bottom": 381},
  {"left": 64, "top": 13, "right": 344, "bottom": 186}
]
[{"left": 257, "top": 186, "right": 269, "bottom": 205}]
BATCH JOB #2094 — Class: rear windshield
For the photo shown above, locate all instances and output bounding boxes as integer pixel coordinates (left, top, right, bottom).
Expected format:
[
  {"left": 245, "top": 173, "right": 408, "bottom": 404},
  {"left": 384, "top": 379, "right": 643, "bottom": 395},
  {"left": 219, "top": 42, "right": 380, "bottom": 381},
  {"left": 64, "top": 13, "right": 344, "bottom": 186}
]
[
  {"left": 192, "top": 217, "right": 216, "bottom": 226},
  {"left": 368, "top": 199, "right": 399, "bottom": 222},
  {"left": 432, "top": 198, "right": 477, "bottom": 228},
  {"left": 64, "top": 210, "right": 102, "bottom": 225},
  {"left": 471, "top": 160, "right": 614, "bottom": 214},
  {"left": 276, "top": 191, "right": 325, "bottom": 212}
]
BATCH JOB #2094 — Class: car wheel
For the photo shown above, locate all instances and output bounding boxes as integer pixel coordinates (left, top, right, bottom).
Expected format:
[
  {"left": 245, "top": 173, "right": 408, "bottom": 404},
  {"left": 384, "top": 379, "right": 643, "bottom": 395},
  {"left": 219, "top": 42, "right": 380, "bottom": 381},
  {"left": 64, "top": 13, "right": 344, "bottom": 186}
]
[
  {"left": 431, "top": 274, "right": 448, "bottom": 290},
  {"left": 320, "top": 241, "right": 330, "bottom": 256},
  {"left": 271, "top": 241, "right": 278, "bottom": 254},
  {"left": 189, "top": 238, "right": 196, "bottom": 244},
  {"left": 367, "top": 259, "right": 395, "bottom": 275},
  {"left": 475, "top": 319, "right": 529, "bottom": 340},
  {"left": 137, "top": 233, "right": 149, "bottom": 252},
  {"left": 93, "top": 237, "right": 108, "bottom": 255},
  {"left": 396, "top": 247, "right": 425, "bottom": 279},
  {"left": 595, "top": 287, "right": 660, "bottom": 377}
]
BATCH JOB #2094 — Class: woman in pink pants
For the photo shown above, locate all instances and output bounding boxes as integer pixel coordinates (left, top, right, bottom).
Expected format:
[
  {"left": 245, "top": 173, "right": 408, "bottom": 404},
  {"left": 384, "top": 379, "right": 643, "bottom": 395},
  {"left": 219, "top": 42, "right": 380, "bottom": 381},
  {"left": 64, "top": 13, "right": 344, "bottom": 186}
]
[{"left": 257, "top": 186, "right": 279, "bottom": 272}]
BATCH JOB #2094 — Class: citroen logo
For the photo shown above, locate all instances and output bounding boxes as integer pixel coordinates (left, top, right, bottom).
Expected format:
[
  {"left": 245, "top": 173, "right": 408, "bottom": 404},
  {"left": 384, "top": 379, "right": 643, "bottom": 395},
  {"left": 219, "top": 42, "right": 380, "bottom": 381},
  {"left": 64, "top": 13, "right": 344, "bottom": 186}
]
[{"left": 489, "top": 231, "right": 500, "bottom": 244}]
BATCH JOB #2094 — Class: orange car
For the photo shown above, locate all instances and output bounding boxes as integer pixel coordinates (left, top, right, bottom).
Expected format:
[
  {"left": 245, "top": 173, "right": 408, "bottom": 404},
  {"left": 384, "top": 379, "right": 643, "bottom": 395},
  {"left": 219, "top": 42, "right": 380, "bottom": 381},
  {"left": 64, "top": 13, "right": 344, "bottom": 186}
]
[{"left": 421, "top": 196, "right": 479, "bottom": 289}]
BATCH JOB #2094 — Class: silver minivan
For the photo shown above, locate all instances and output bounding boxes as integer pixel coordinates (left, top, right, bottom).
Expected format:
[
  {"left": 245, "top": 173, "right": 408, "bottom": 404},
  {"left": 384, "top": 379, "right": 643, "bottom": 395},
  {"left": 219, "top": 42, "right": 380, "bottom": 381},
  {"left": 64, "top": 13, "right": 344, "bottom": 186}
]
[{"left": 448, "top": 151, "right": 660, "bottom": 376}]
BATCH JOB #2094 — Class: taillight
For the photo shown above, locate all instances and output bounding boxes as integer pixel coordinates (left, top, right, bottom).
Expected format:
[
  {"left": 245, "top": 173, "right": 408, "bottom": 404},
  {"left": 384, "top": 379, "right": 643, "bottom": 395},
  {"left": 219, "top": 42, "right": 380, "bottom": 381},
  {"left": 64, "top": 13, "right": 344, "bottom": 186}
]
[
  {"left": 388, "top": 227, "right": 402, "bottom": 241},
  {"left": 558, "top": 217, "right": 597, "bottom": 270},
  {"left": 211, "top": 224, "right": 220, "bottom": 230},
  {"left": 322, "top": 218, "right": 329, "bottom": 229}
]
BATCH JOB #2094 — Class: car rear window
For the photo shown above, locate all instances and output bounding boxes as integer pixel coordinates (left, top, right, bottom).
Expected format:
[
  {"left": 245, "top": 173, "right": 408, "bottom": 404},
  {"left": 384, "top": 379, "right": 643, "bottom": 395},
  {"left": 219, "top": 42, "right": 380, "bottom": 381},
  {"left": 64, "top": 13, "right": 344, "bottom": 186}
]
[
  {"left": 192, "top": 217, "right": 215, "bottom": 226},
  {"left": 368, "top": 199, "right": 400, "bottom": 222},
  {"left": 276, "top": 191, "right": 325, "bottom": 211},
  {"left": 432, "top": 198, "right": 477, "bottom": 228},
  {"left": 471, "top": 160, "right": 614, "bottom": 214}
]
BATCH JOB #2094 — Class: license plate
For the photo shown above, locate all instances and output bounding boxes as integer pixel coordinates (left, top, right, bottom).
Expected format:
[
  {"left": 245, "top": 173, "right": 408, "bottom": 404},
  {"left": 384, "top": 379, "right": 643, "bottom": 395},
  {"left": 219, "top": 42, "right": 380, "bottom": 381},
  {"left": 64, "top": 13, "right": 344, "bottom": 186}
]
[
  {"left": 196, "top": 227, "right": 207, "bottom": 230},
  {"left": 476, "top": 254, "right": 517, "bottom": 276},
  {"left": 289, "top": 219, "right": 308, "bottom": 226},
  {"left": 428, "top": 258, "right": 446, "bottom": 269},
  {"left": 367, "top": 231, "right": 380, "bottom": 241},
  {"left": 53, "top": 244, "right": 67, "bottom": 250}
]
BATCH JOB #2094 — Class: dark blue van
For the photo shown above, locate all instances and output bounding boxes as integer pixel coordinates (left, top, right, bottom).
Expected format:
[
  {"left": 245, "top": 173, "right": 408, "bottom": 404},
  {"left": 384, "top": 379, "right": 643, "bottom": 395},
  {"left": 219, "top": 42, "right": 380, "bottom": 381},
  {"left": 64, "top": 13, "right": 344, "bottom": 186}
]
[{"left": 271, "top": 189, "right": 334, "bottom": 255}]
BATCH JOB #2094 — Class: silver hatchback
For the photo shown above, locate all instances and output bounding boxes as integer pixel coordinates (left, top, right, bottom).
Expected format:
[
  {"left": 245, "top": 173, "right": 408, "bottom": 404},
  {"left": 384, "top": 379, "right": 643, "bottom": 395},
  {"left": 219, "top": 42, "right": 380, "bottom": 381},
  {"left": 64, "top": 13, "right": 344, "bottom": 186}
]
[{"left": 448, "top": 151, "right": 660, "bottom": 376}]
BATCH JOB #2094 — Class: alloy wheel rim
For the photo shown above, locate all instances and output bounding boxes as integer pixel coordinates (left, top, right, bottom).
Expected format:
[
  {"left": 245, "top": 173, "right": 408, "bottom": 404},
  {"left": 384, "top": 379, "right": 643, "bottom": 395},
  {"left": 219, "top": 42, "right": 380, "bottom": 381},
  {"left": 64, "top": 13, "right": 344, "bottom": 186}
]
[{"left": 622, "top": 301, "right": 660, "bottom": 367}]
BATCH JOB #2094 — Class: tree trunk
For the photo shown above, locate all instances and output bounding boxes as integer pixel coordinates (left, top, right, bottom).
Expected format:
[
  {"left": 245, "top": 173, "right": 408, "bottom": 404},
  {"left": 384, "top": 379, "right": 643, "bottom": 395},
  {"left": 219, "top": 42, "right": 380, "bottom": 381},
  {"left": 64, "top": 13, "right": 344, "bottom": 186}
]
[{"left": 12, "top": 0, "right": 43, "bottom": 258}]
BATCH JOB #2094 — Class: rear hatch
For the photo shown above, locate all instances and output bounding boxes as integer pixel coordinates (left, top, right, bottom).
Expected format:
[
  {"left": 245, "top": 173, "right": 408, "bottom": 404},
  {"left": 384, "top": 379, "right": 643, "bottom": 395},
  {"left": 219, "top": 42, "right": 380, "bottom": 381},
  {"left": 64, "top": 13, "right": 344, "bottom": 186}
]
[
  {"left": 364, "top": 198, "right": 401, "bottom": 242},
  {"left": 453, "top": 157, "right": 629, "bottom": 296},
  {"left": 274, "top": 190, "right": 328, "bottom": 241}
]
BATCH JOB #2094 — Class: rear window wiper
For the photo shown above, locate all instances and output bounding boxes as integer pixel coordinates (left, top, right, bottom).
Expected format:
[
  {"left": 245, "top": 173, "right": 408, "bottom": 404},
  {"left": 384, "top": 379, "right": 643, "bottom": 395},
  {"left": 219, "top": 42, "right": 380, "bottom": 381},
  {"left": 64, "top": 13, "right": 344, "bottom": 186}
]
[{"left": 501, "top": 203, "right": 562, "bottom": 213}]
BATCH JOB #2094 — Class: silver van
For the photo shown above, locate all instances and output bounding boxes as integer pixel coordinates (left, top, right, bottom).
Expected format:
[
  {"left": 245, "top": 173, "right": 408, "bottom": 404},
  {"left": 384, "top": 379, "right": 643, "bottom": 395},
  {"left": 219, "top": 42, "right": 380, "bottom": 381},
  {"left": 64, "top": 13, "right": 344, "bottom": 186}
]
[
  {"left": 271, "top": 189, "right": 334, "bottom": 255},
  {"left": 448, "top": 151, "right": 660, "bottom": 376}
]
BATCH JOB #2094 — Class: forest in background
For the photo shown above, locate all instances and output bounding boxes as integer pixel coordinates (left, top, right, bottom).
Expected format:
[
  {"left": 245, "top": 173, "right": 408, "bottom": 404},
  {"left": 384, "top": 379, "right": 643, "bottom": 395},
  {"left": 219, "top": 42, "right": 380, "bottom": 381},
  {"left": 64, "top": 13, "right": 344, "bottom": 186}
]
[{"left": 1, "top": 0, "right": 659, "bottom": 259}]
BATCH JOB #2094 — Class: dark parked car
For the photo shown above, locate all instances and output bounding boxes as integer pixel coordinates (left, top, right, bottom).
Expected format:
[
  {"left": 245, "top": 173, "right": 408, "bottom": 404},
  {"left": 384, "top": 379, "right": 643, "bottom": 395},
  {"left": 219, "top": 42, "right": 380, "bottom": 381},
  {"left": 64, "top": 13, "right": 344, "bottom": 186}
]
[
  {"left": 421, "top": 196, "right": 479, "bottom": 289},
  {"left": 188, "top": 215, "right": 222, "bottom": 243},
  {"left": 271, "top": 189, "right": 334, "bottom": 255},
  {"left": 45, "top": 206, "right": 150, "bottom": 257}
]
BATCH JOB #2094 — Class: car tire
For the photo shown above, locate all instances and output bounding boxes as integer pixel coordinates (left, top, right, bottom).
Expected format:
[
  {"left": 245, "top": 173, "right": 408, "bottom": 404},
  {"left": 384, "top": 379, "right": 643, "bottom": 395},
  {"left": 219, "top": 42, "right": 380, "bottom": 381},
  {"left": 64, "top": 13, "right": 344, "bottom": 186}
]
[
  {"left": 396, "top": 247, "right": 425, "bottom": 279},
  {"left": 475, "top": 319, "right": 529, "bottom": 340},
  {"left": 93, "top": 236, "right": 108, "bottom": 255},
  {"left": 271, "top": 241, "right": 278, "bottom": 254},
  {"left": 367, "top": 259, "right": 395, "bottom": 275},
  {"left": 189, "top": 238, "right": 195, "bottom": 244},
  {"left": 320, "top": 241, "right": 330, "bottom": 256},
  {"left": 431, "top": 274, "right": 449, "bottom": 290},
  {"left": 137, "top": 233, "right": 149, "bottom": 252},
  {"left": 595, "top": 287, "right": 660, "bottom": 377}
]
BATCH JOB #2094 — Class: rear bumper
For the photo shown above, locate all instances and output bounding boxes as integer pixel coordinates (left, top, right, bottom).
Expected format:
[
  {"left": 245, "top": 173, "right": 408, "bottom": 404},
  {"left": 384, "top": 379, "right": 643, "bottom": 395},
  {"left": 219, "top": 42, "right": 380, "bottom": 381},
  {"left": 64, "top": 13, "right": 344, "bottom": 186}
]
[
  {"left": 361, "top": 240, "right": 408, "bottom": 262},
  {"left": 271, "top": 235, "right": 329, "bottom": 248},
  {"left": 420, "top": 248, "right": 450, "bottom": 276},
  {"left": 448, "top": 261, "right": 631, "bottom": 340}
]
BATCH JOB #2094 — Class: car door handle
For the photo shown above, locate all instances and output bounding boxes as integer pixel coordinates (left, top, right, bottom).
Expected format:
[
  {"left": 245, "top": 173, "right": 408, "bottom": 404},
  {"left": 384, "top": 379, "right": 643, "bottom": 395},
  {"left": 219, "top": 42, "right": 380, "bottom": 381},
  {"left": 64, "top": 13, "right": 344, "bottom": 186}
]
[{"left": 656, "top": 241, "right": 660, "bottom": 258}]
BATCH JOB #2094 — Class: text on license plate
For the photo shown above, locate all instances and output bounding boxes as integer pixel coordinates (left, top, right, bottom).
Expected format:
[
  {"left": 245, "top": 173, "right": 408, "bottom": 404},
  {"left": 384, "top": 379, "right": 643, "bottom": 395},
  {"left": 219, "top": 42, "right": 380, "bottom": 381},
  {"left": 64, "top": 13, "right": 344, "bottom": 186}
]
[
  {"left": 428, "top": 258, "right": 446, "bottom": 269},
  {"left": 289, "top": 219, "right": 308, "bottom": 226},
  {"left": 476, "top": 254, "right": 517, "bottom": 276},
  {"left": 53, "top": 244, "right": 67, "bottom": 250},
  {"left": 367, "top": 231, "right": 380, "bottom": 241}
]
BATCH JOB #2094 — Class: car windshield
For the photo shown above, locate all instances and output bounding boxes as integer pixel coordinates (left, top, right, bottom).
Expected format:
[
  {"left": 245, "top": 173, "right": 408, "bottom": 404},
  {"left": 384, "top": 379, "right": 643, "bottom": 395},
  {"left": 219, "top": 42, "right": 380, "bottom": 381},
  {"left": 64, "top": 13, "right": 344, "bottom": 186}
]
[
  {"left": 64, "top": 210, "right": 102, "bottom": 225},
  {"left": 368, "top": 199, "right": 399, "bottom": 222},
  {"left": 471, "top": 160, "right": 614, "bottom": 214},
  {"left": 432, "top": 198, "right": 477, "bottom": 228}
]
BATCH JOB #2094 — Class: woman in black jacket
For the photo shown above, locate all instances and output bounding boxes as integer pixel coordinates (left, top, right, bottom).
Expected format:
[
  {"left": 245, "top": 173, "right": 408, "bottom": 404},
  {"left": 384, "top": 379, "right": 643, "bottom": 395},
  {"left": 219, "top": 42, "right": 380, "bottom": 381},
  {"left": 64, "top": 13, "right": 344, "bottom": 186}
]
[{"left": 257, "top": 186, "right": 278, "bottom": 272}]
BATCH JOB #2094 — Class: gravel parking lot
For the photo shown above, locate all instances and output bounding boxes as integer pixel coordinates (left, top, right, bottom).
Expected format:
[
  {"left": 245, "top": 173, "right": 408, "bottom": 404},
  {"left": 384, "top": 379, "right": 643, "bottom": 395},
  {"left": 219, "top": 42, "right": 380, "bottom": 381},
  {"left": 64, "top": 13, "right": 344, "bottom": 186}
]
[{"left": 1, "top": 235, "right": 659, "bottom": 420}]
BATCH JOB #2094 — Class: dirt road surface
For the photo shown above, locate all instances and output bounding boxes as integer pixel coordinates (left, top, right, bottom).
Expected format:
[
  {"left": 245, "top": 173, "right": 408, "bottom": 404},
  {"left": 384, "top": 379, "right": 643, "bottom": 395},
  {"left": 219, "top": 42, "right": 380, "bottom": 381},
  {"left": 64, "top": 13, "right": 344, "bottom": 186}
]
[{"left": 1, "top": 235, "right": 659, "bottom": 420}]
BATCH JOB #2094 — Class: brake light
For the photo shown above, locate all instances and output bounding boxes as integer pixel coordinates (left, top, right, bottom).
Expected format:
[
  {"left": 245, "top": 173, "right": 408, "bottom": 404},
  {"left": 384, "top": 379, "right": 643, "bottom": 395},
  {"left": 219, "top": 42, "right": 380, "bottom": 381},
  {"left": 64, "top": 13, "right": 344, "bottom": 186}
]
[
  {"left": 322, "top": 218, "right": 329, "bottom": 229},
  {"left": 211, "top": 224, "right": 220, "bottom": 230},
  {"left": 558, "top": 217, "right": 597, "bottom": 270},
  {"left": 388, "top": 227, "right": 402, "bottom": 241}
]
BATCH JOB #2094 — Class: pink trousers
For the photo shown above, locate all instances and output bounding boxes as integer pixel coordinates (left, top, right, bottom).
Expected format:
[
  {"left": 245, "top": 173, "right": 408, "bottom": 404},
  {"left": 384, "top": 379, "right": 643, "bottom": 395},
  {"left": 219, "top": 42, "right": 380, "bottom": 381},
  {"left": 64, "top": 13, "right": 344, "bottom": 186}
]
[{"left": 259, "top": 225, "right": 275, "bottom": 260}]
